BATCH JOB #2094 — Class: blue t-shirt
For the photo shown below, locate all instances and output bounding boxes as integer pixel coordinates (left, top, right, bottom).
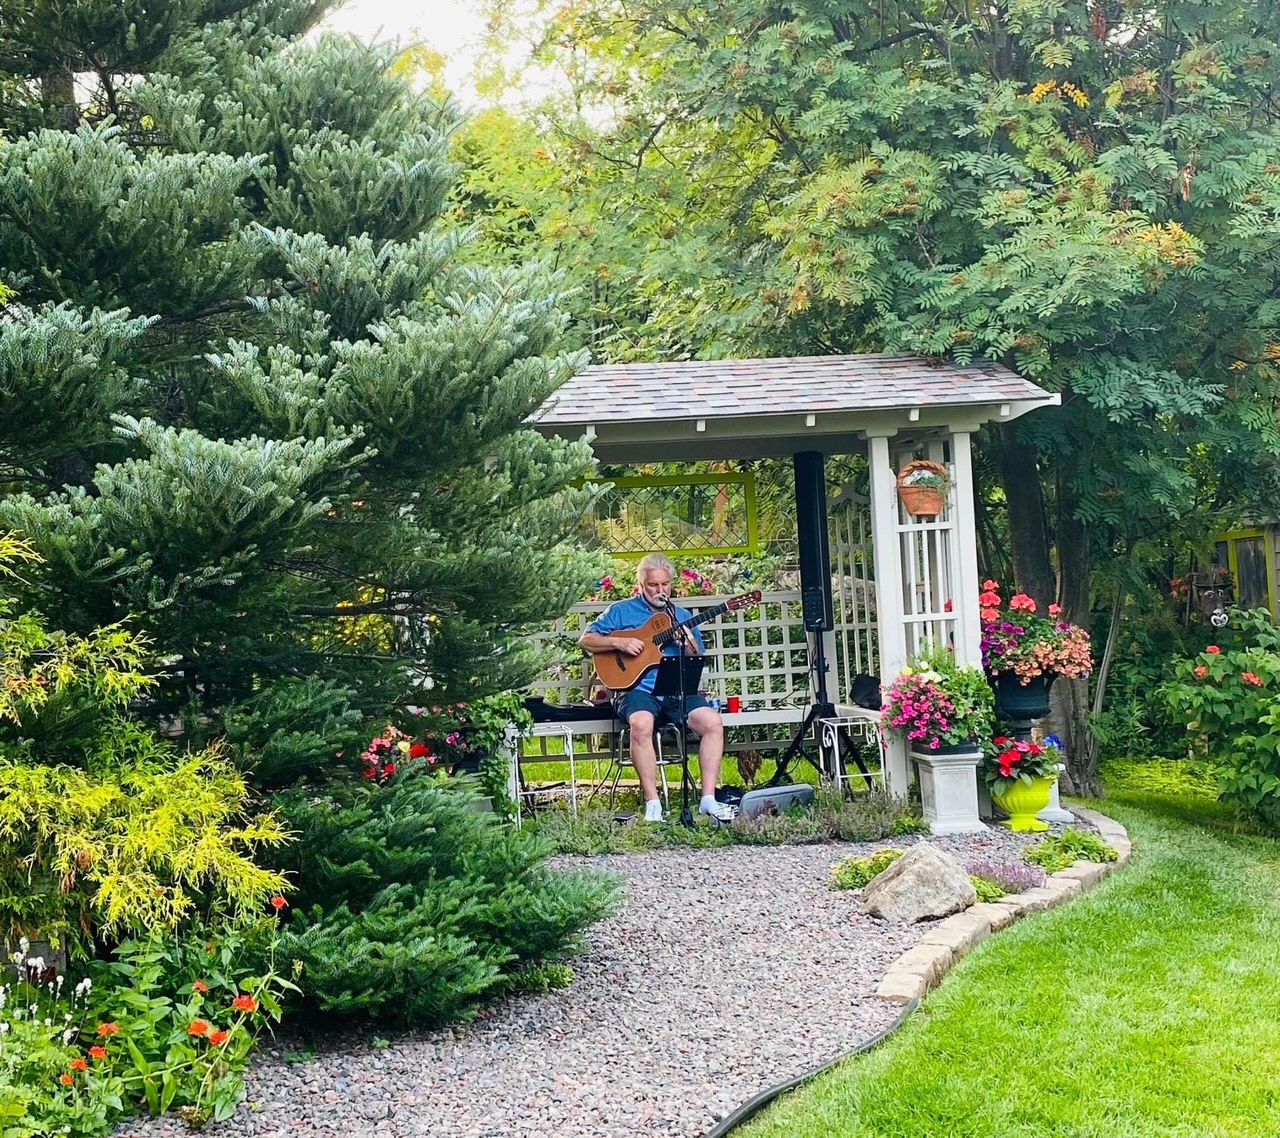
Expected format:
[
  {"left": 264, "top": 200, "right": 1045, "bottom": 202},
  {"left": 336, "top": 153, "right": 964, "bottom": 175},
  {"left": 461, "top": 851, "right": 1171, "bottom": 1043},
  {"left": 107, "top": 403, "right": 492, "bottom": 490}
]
[{"left": 587, "top": 594, "right": 705, "bottom": 694}]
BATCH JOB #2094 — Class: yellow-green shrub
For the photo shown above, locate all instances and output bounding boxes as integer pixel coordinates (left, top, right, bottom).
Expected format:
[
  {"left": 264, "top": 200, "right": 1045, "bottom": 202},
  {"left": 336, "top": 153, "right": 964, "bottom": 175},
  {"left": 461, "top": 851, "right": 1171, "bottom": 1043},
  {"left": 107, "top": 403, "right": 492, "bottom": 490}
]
[{"left": 0, "top": 750, "right": 291, "bottom": 955}]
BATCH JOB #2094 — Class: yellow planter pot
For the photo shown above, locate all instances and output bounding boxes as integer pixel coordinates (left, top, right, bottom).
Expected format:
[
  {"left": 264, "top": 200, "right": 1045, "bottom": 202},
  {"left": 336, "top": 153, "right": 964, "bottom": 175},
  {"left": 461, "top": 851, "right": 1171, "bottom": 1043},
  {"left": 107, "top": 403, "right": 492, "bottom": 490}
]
[{"left": 992, "top": 775, "right": 1056, "bottom": 832}]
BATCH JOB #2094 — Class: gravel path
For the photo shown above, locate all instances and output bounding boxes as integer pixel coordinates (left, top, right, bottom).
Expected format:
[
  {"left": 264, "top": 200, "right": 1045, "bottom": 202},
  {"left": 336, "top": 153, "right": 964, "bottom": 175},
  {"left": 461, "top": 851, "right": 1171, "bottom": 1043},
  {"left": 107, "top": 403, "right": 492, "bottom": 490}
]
[{"left": 115, "top": 827, "right": 1060, "bottom": 1138}]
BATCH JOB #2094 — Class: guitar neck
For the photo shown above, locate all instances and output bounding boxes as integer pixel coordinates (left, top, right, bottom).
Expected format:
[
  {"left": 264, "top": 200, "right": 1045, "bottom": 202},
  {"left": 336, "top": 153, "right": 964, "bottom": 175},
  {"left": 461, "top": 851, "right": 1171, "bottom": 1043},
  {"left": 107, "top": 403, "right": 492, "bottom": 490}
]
[{"left": 654, "top": 602, "right": 728, "bottom": 647}]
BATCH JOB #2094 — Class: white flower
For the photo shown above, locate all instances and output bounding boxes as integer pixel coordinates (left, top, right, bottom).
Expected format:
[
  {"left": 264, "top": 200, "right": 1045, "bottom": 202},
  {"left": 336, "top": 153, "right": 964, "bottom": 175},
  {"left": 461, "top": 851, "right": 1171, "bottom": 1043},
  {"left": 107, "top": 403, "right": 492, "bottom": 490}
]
[
  {"left": 0, "top": 1022, "right": 9, "bottom": 1033},
  {"left": 62, "top": 1027, "right": 74, "bottom": 1044}
]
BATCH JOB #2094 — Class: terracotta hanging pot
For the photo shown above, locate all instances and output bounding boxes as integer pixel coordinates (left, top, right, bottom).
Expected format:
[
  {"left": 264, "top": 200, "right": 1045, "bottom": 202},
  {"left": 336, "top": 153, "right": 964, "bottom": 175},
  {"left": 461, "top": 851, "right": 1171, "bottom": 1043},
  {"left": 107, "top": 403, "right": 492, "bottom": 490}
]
[{"left": 896, "top": 459, "right": 950, "bottom": 518}]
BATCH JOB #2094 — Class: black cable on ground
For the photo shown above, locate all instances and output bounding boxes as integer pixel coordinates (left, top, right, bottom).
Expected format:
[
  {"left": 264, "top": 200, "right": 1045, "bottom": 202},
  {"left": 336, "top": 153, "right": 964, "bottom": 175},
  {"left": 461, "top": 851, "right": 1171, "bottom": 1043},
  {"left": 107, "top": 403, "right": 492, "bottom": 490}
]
[{"left": 705, "top": 998, "right": 920, "bottom": 1138}]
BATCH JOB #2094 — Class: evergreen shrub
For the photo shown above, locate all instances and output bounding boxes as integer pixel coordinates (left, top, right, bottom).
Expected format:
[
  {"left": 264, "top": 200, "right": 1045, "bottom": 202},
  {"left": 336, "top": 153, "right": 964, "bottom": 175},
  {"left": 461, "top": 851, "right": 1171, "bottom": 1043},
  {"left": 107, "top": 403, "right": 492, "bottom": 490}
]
[{"left": 269, "top": 777, "right": 621, "bottom": 1025}]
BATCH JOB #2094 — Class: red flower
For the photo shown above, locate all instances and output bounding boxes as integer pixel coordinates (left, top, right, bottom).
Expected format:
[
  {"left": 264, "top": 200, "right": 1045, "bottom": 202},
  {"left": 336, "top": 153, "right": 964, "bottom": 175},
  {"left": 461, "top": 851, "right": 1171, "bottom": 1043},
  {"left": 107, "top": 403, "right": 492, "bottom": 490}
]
[
  {"left": 1048, "top": 603, "right": 1062, "bottom": 616},
  {"left": 1242, "top": 671, "right": 1263, "bottom": 686},
  {"left": 383, "top": 762, "right": 396, "bottom": 778},
  {"left": 409, "top": 743, "right": 430, "bottom": 758},
  {"left": 188, "top": 1019, "right": 210, "bottom": 1036},
  {"left": 193, "top": 980, "right": 209, "bottom": 993},
  {"left": 209, "top": 1029, "right": 231, "bottom": 1046},
  {"left": 231, "top": 995, "right": 258, "bottom": 1013},
  {"left": 96, "top": 1022, "right": 119, "bottom": 1037},
  {"left": 1206, "top": 645, "right": 1221, "bottom": 655},
  {"left": 60, "top": 1072, "right": 74, "bottom": 1085},
  {"left": 1194, "top": 665, "right": 1208, "bottom": 677},
  {"left": 88, "top": 1045, "right": 107, "bottom": 1061},
  {"left": 270, "top": 895, "right": 288, "bottom": 911},
  {"left": 983, "top": 579, "right": 1000, "bottom": 591},
  {"left": 943, "top": 599, "right": 953, "bottom": 612},
  {"left": 70, "top": 1057, "right": 88, "bottom": 1071}
]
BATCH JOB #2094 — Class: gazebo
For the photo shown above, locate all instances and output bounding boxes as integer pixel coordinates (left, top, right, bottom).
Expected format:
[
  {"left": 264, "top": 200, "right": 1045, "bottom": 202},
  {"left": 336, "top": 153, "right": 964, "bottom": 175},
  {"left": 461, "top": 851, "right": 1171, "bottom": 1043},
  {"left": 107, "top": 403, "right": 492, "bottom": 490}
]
[{"left": 529, "top": 353, "right": 1058, "bottom": 831}]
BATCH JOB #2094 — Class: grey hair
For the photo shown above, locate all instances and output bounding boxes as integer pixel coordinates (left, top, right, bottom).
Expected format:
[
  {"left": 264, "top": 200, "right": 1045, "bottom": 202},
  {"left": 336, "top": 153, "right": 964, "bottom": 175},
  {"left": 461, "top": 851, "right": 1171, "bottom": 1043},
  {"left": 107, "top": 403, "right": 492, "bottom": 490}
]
[{"left": 635, "top": 552, "right": 676, "bottom": 584}]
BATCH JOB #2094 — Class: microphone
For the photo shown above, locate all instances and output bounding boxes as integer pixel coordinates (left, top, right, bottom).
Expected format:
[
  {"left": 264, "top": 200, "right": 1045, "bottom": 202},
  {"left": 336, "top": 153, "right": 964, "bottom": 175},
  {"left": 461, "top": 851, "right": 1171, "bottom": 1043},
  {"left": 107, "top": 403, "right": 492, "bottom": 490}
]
[{"left": 653, "top": 592, "right": 669, "bottom": 607}]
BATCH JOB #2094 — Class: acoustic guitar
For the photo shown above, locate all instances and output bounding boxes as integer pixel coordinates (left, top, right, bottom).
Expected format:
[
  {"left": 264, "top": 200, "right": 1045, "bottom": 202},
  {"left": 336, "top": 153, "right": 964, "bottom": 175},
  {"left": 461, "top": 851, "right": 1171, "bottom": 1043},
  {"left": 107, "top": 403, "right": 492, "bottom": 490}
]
[{"left": 589, "top": 590, "right": 763, "bottom": 692}]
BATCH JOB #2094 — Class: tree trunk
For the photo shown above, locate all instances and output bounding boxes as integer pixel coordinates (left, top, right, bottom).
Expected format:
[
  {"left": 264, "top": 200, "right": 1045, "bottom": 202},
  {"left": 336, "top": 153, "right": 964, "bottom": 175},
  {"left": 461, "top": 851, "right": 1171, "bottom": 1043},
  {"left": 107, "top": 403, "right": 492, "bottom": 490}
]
[
  {"left": 997, "top": 426, "right": 1054, "bottom": 606},
  {"left": 1051, "top": 501, "right": 1100, "bottom": 797},
  {"left": 41, "top": 67, "right": 79, "bottom": 131}
]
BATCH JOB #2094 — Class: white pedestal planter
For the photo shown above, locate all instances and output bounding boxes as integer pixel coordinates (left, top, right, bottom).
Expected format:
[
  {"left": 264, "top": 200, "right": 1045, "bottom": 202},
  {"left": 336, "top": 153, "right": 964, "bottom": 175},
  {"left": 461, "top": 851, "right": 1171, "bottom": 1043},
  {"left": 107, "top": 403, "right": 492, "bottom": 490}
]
[
  {"left": 911, "top": 746, "right": 989, "bottom": 835},
  {"left": 1037, "top": 762, "right": 1074, "bottom": 824}
]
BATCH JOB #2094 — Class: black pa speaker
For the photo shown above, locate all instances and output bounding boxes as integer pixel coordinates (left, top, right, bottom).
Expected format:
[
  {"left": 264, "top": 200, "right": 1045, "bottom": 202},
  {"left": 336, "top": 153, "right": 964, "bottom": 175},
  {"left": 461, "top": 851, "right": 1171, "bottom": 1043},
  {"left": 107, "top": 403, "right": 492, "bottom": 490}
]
[{"left": 794, "top": 451, "right": 834, "bottom": 631}]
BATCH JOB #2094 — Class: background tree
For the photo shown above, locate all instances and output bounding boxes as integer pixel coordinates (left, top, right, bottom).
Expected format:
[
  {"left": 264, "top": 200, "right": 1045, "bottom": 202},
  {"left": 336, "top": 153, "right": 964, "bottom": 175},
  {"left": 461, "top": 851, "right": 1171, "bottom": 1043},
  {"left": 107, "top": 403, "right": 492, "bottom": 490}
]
[
  {"left": 0, "top": 1, "right": 602, "bottom": 775},
  {"left": 468, "top": 0, "right": 1280, "bottom": 793}
]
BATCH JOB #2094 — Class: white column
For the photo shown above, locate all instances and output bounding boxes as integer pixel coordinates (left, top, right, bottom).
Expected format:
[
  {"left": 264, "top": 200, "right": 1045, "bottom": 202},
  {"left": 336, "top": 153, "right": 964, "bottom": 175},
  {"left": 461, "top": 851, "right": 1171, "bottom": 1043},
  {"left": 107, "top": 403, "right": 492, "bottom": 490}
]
[
  {"left": 866, "top": 432, "right": 909, "bottom": 795},
  {"left": 948, "top": 430, "right": 983, "bottom": 669},
  {"left": 1038, "top": 763, "right": 1074, "bottom": 824}
]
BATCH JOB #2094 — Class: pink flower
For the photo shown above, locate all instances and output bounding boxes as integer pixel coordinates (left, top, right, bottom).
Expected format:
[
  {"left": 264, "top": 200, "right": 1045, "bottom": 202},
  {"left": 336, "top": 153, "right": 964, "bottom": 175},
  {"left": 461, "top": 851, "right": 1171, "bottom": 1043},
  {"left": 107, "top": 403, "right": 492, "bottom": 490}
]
[
  {"left": 1206, "top": 645, "right": 1221, "bottom": 655},
  {"left": 1048, "top": 603, "right": 1062, "bottom": 615}
]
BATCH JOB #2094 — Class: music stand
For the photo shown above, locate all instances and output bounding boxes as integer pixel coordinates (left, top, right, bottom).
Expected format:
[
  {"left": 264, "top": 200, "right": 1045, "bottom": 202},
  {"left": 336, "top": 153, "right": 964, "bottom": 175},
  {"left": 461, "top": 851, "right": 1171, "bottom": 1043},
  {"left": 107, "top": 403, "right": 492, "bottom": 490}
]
[{"left": 651, "top": 653, "right": 705, "bottom": 826}]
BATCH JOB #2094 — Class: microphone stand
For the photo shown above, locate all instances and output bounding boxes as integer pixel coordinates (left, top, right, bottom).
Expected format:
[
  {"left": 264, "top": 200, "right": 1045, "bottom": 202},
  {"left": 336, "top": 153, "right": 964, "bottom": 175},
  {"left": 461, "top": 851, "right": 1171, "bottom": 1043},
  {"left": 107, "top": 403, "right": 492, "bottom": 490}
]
[{"left": 665, "top": 600, "right": 696, "bottom": 827}]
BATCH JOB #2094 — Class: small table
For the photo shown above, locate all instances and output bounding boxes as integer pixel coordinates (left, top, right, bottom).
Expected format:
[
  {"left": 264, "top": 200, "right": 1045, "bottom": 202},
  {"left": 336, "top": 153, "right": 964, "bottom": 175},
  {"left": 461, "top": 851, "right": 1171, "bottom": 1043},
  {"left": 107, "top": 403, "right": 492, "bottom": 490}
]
[{"left": 817, "top": 712, "right": 885, "bottom": 793}]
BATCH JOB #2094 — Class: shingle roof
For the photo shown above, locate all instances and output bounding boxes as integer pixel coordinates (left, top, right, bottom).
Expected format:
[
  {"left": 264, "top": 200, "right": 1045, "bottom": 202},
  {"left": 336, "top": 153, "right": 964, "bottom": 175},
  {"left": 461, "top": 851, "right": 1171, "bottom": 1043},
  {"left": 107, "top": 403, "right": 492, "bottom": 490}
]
[{"left": 532, "top": 353, "right": 1051, "bottom": 424}]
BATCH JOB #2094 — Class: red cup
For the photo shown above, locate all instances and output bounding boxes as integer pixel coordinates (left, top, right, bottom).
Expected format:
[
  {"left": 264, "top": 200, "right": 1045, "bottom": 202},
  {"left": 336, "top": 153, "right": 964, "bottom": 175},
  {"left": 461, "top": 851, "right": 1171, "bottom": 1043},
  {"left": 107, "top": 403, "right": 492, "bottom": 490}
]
[{"left": 726, "top": 695, "right": 742, "bottom": 713}]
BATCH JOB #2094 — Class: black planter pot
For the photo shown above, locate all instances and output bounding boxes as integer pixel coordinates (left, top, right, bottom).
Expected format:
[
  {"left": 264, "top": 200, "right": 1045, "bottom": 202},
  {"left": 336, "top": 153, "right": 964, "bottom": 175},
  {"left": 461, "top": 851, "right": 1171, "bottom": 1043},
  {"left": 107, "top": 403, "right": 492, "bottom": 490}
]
[{"left": 993, "top": 672, "right": 1056, "bottom": 722}]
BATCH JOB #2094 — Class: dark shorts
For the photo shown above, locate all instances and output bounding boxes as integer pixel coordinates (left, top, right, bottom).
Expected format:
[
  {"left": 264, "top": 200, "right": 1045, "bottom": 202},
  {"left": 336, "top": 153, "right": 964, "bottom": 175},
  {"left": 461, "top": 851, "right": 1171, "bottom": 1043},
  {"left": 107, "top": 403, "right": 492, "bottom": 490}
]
[{"left": 614, "top": 688, "right": 713, "bottom": 726}]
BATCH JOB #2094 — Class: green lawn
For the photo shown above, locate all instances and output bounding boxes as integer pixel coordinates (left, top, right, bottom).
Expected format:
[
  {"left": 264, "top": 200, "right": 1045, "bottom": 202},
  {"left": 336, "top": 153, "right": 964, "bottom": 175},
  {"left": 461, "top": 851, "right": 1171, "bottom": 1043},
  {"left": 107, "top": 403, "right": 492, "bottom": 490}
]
[{"left": 738, "top": 783, "right": 1280, "bottom": 1138}]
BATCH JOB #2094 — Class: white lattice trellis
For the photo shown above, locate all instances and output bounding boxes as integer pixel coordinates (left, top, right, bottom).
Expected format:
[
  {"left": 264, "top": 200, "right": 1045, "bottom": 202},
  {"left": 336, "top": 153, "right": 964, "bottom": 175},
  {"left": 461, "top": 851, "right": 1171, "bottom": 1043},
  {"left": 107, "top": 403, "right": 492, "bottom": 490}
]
[{"left": 527, "top": 591, "right": 814, "bottom": 709}]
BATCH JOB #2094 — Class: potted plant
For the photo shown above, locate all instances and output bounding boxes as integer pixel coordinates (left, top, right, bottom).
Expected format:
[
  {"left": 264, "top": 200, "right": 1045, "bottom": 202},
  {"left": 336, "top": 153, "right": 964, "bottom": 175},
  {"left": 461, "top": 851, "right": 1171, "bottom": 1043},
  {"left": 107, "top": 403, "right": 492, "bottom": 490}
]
[
  {"left": 978, "top": 581, "right": 1092, "bottom": 720},
  {"left": 880, "top": 651, "right": 995, "bottom": 752},
  {"left": 881, "top": 650, "right": 994, "bottom": 834},
  {"left": 896, "top": 459, "right": 951, "bottom": 518},
  {"left": 983, "top": 734, "right": 1064, "bottom": 831}
]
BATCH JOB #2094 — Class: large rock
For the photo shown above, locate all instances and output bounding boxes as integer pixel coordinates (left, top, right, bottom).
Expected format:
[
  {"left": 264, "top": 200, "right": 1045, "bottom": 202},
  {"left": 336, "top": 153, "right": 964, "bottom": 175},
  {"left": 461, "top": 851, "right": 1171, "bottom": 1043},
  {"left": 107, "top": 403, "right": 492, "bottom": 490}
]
[{"left": 861, "top": 842, "right": 976, "bottom": 923}]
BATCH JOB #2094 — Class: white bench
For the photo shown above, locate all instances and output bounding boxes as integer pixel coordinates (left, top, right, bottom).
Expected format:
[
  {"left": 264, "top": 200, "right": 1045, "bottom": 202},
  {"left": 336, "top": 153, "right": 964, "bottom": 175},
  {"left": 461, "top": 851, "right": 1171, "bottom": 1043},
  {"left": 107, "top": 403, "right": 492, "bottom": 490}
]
[{"left": 515, "top": 705, "right": 813, "bottom": 820}]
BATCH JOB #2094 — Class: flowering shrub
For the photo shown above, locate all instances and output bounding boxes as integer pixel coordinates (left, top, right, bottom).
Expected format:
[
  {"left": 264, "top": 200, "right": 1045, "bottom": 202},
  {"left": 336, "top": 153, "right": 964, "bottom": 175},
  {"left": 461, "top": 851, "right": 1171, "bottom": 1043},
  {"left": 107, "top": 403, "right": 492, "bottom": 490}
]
[
  {"left": 979, "top": 580, "right": 1092, "bottom": 684},
  {"left": 345, "top": 693, "right": 532, "bottom": 815},
  {"left": 1162, "top": 609, "right": 1280, "bottom": 828},
  {"left": 984, "top": 734, "right": 1064, "bottom": 794},
  {"left": 0, "top": 909, "right": 296, "bottom": 1135},
  {"left": 965, "top": 857, "right": 1048, "bottom": 895},
  {"left": 82, "top": 913, "right": 298, "bottom": 1125},
  {"left": 880, "top": 654, "right": 994, "bottom": 750},
  {"left": 0, "top": 945, "right": 124, "bottom": 1137},
  {"left": 586, "top": 564, "right": 719, "bottom": 603}
]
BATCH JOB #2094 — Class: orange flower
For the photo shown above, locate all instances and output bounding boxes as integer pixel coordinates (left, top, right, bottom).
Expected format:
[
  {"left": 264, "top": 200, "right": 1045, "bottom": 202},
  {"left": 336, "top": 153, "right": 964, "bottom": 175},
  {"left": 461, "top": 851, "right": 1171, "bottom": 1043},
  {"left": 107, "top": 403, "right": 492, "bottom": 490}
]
[
  {"left": 70, "top": 1057, "right": 88, "bottom": 1071},
  {"left": 1206, "top": 645, "right": 1221, "bottom": 655},
  {"left": 88, "top": 1045, "right": 107, "bottom": 1061},
  {"left": 230, "top": 995, "right": 258, "bottom": 1013},
  {"left": 188, "top": 1019, "right": 210, "bottom": 1036},
  {"left": 209, "top": 1029, "right": 231, "bottom": 1046},
  {"left": 60, "top": 1072, "right": 75, "bottom": 1086},
  {"left": 1193, "top": 665, "right": 1208, "bottom": 677},
  {"left": 1243, "top": 671, "right": 1263, "bottom": 687},
  {"left": 193, "top": 980, "right": 209, "bottom": 993},
  {"left": 270, "top": 895, "right": 288, "bottom": 911},
  {"left": 96, "top": 1022, "right": 119, "bottom": 1037}
]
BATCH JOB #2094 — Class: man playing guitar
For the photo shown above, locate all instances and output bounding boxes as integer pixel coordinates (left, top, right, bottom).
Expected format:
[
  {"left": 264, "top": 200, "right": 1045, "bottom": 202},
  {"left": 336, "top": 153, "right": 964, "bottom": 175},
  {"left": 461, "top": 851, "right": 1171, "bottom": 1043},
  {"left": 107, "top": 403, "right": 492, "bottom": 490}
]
[{"left": 579, "top": 553, "right": 737, "bottom": 823}]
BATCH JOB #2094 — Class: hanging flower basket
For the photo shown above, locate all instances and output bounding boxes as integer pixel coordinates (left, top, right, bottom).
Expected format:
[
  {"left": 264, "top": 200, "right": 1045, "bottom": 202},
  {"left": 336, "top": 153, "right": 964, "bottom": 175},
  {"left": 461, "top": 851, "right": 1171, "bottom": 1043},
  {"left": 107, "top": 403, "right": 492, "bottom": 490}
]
[{"left": 896, "top": 459, "right": 950, "bottom": 518}]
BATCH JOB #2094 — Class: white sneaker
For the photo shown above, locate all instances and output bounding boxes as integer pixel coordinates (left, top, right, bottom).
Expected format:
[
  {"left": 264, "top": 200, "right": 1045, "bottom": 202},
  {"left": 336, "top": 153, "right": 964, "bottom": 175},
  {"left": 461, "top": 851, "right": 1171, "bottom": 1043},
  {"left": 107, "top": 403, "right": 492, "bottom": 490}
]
[
  {"left": 643, "top": 799, "right": 664, "bottom": 823},
  {"left": 699, "top": 799, "right": 737, "bottom": 824}
]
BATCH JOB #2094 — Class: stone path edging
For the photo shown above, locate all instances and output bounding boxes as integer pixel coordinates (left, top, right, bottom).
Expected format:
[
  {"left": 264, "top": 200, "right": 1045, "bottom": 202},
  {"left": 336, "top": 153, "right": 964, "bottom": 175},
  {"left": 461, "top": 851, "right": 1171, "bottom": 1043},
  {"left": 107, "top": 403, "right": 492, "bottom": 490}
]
[{"left": 874, "top": 806, "right": 1132, "bottom": 1005}]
